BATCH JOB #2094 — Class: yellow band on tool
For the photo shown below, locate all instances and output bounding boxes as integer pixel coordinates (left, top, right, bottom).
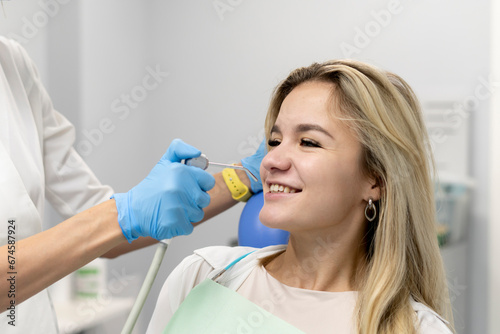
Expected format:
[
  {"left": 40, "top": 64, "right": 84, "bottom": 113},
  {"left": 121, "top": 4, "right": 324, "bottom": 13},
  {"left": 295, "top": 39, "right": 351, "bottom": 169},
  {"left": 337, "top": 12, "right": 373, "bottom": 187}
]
[{"left": 222, "top": 168, "right": 253, "bottom": 202}]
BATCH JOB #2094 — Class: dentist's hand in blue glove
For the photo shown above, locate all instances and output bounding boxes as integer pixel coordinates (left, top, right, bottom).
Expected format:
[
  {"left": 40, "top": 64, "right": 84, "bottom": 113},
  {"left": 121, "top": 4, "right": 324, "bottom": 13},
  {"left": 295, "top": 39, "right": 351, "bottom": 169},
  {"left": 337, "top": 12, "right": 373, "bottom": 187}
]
[
  {"left": 241, "top": 139, "right": 266, "bottom": 193},
  {"left": 112, "top": 139, "right": 215, "bottom": 242}
]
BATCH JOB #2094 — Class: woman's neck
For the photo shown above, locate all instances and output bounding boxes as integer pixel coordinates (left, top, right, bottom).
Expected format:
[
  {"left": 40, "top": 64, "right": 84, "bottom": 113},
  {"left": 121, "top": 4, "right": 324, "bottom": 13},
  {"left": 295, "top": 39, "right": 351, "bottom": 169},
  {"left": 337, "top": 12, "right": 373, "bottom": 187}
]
[{"left": 264, "top": 229, "right": 368, "bottom": 292}]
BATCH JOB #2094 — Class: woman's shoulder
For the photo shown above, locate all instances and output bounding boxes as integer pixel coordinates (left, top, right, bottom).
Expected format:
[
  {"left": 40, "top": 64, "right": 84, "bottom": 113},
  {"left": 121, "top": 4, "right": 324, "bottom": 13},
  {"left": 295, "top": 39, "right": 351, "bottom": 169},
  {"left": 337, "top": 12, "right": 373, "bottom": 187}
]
[
  {"left": 168, "top": 244, "right": 287, "bottom": 284},
  {"left": 410, "top": 299, "right": 453, "bottom": 334},
  {"left": 162, "top": 245, "right": 287, "bottom": 310},
  {"left": 192, "top": 245, "right": 258, "bottom": 269},
  {"left": 192, "top": 244, "right": 286, "bottom": 270}
]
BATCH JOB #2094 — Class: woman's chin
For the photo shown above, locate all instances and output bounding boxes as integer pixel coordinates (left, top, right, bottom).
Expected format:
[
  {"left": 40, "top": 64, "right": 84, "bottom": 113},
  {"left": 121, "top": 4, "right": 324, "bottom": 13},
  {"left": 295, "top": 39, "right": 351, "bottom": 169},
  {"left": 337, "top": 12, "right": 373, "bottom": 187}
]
[{"left": 259, "top": 211, "right": 289, "bottom": 230}]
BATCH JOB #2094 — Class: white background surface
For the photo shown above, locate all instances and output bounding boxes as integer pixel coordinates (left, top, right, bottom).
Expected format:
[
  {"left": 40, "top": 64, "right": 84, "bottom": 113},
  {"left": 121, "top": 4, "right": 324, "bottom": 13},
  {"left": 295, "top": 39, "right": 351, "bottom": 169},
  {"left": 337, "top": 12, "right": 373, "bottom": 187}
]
[
  {"left": 0, "top": 1, "right": 495, "bottom": 333},
  {"left": 489, "top": 0, "right": 500, "bottom": 332}
]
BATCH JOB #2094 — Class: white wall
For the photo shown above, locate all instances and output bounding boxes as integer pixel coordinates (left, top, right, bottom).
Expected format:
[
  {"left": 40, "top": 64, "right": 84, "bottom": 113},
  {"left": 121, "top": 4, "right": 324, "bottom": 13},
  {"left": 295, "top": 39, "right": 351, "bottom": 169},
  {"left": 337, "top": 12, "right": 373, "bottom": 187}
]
[
  {"left": 489, "top": 1, "right": 500, "bottom": 333},
  {"left": 1, "top": 1, "right": 494, "bottom": 333}
]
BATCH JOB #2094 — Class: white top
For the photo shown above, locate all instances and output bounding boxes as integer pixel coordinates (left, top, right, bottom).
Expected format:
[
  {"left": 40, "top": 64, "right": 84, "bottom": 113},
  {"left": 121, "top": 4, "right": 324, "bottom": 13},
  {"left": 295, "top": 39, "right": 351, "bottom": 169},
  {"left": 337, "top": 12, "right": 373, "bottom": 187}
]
[
  {"left": 0, "top": 36, "right": 113, "bottom": 333},
  {"left": 147, "top": 245, "right": 452, "bottom": 334},
  {"left": 237, "top": 265, "right": 357, "bottom": 333}
]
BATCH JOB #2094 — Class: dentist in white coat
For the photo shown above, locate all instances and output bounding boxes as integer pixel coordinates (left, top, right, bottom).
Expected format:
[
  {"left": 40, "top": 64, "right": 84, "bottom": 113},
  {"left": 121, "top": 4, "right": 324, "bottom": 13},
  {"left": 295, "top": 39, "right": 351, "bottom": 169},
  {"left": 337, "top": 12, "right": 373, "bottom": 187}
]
[{"left": 0, "top": 36, "right": 265, "bottom": 333}]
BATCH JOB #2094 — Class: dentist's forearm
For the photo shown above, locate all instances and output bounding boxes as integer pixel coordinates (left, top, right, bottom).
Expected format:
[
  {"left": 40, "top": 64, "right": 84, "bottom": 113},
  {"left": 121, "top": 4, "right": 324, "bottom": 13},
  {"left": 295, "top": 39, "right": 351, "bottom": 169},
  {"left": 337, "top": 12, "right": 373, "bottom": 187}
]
[
  {"left": 0, "top": 199, "right": 125, "bottom": 309},
  {"left": 194, "top": 167, "right": 251, "bottom": 226}
]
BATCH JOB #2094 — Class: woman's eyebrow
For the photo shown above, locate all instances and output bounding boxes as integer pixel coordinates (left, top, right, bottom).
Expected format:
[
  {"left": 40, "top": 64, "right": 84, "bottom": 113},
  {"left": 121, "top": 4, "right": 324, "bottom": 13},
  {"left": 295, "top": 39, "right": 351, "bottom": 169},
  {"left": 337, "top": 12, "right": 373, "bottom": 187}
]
[
  {"left": 295, "top": 123, "right": 334, "bottom": 139},
  {"left": 270, "top": 124, "right": 281, "bottom": 134}
]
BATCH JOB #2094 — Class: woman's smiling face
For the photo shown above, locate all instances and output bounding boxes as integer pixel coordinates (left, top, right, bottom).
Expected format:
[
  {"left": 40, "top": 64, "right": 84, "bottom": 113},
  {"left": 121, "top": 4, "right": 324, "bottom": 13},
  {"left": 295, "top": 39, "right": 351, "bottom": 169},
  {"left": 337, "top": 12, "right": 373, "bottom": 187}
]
[{"left": 259, "top": 81, "right": 377, "bottom": 234}]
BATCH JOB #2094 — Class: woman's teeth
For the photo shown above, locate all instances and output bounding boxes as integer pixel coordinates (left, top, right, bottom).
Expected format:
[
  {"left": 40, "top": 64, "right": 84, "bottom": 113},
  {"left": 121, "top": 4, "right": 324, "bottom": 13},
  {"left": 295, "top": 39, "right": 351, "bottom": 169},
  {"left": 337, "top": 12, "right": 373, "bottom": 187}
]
[{"left": 269, "top": 184, "right": 297, "bottom": 193}]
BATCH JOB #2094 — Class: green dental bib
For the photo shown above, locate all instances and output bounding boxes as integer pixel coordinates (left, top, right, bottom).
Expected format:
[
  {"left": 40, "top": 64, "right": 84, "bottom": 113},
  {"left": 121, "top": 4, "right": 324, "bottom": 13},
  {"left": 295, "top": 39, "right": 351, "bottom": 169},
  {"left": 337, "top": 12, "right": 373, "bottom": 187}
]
[{"left": 162, "top": 278, "right": 305, "bottom": 334}]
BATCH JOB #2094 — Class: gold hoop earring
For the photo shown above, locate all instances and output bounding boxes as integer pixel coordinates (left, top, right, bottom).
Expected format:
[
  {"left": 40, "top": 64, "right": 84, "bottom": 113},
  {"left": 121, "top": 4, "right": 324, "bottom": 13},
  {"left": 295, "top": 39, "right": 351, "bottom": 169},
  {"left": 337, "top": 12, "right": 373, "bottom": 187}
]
[{"left": 365, "top": 198, "right": 376, "bottom": 222}]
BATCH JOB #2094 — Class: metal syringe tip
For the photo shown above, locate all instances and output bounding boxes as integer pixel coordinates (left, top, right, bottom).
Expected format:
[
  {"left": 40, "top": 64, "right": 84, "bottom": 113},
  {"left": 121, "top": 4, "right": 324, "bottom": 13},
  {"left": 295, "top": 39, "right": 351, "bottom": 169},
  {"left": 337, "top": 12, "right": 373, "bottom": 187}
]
[{"left": 208, "top": 162, "right": 259, "bottom": 182}]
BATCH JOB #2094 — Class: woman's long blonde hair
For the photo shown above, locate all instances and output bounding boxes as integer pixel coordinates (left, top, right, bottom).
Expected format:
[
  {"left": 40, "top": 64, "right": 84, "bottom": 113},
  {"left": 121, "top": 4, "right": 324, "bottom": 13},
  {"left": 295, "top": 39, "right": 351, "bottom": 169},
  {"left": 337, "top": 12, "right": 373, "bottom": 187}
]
[{"left": 264, "top": 60, "right": 453, "bottom": 333}]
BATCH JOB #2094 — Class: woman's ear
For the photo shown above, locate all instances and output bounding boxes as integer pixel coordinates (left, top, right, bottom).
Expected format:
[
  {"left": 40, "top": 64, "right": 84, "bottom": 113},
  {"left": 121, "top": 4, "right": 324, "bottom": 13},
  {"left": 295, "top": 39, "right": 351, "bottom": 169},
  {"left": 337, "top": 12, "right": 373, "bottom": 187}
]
[{"left": 365, "top": 175, "right": 382, "bottom": 202}]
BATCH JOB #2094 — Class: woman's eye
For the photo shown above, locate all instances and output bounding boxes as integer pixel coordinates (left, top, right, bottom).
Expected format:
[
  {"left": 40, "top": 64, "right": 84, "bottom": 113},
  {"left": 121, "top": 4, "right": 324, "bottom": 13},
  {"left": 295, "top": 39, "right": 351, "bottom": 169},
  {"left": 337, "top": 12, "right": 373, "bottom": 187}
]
[
  {"left": 300, "top": 139, "right": 321, "bottom": 148},
  {"left": 268, "top": 139, "right": 281, "bottom": 147}
]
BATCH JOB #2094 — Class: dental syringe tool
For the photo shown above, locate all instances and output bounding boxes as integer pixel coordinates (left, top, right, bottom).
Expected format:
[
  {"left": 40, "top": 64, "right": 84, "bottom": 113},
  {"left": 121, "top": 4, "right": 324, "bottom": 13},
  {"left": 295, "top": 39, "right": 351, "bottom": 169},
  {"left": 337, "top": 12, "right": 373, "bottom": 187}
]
[
  {"left": 184, "top": 154, "right": 210, "bottom": 169},
  {"left": 184, "top": 154, "right": 259, "bottom": 182}
]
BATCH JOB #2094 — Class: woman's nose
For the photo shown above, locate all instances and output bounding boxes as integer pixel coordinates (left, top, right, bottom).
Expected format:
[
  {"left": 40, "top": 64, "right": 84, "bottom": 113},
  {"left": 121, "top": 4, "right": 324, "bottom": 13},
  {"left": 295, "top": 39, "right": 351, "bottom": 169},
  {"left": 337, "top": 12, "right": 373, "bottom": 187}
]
[{"left": 261, "top": 143, "right": 292, "bottom": 173}]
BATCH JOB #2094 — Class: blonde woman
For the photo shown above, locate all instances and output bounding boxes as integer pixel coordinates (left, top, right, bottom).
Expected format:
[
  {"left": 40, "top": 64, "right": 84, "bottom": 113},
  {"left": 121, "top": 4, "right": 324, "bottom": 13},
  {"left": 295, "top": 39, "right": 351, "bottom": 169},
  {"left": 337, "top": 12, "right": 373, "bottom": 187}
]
[{"left": 147, "top": 60, "right": 453, "bottom": 334}]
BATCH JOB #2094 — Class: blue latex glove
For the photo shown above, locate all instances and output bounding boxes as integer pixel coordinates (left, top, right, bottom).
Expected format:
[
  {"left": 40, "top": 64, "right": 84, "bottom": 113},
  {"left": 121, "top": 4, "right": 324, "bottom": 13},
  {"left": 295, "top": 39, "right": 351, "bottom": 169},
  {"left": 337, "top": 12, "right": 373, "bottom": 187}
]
[
  {"left": 112, "top": 139, "right": 215, "bottom": 242},
  {"left": 241, "top": 139, "right": 266, "bottom": 193}
]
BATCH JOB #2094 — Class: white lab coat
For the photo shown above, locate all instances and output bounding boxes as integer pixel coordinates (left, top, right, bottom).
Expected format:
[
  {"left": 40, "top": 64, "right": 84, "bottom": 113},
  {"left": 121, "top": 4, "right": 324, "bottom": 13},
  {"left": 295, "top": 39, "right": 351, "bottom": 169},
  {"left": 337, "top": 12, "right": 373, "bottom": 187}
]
[{"left": 0, "top": 37, "right": 113, "bottom": 333}]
